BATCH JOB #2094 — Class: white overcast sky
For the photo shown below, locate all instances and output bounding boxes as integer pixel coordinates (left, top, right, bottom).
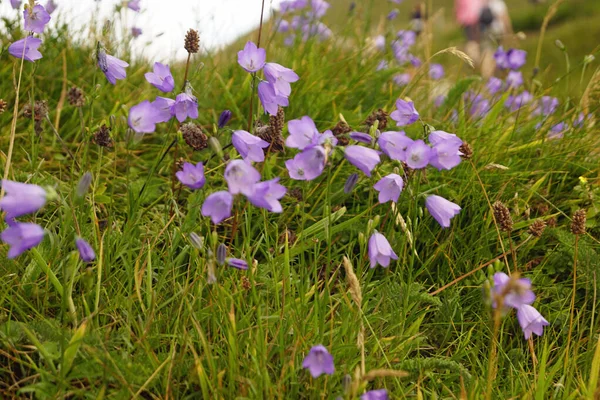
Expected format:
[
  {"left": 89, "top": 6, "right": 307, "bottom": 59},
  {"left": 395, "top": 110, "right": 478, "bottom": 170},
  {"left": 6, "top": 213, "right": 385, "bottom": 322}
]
[{"left": 1, "top": 0, "right": 285, "bottom": 61}]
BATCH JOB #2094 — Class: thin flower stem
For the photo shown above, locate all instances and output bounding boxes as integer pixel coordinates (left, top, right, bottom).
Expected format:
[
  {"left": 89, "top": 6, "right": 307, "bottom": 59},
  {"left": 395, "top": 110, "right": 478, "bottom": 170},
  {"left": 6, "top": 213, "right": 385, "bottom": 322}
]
[
  {"left": 246, "top": 0, "right": 266, "bottom": 132},
  {"left": 486, "top": 301, "right": 502, "bottom": 400},
  {"left": 45, "top": 115, "right": 81, "bottom": 171},
  {"left": 564, "top": 235, "right": 579, "bottom": 372}
]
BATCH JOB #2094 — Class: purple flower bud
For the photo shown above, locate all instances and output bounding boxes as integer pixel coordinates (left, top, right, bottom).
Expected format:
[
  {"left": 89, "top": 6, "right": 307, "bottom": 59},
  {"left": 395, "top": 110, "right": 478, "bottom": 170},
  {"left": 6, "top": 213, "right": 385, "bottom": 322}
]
[
  {"left": 0, "top": 180, "right": 47, "bottom": 220},
  {"left": 189, "top": 232, "right": 204, "bottom": 249},
  {"left": 232, "top": 130, "right": 270, "bottom": 163},
  {"left": 377, "top": 131, "right": 412, "bottom": 161},
  {"left": 404, "top": 139, "right": 431, "bottom": 169},
  {"left": 145, "top": 62, "right": 175, "bottom": 93},
  {"left": 361, "top": 389, "right": 389, "bottom": 400},
  {"left": 97, "top": 48, "right": 129, "bottom": 85},
  {"left": 516, "top": 304, "right": 549, "bottom": 340},
  {"left": 390, "top": 99, "right": 419, "bottom": 126},
  {"left": 176, "top": 162, "right": 206, "bottom": 190},
  {"left": 387, "top": 9, "right": 399, "bottom": 20},
  {"left": 10, "top": 0, "right": 21, "bottom": 10},
  {"left": 227, "top": 258, "right": 248, "bottom": 270},
  {"left": 368, "top": 232, "right": 398, "bottom": 268},
  {"left": 76, "top": 238, "right": 95, "bottom": 262},
  {"left": 344, "top": 146, "right": 381, "bottom": 177},
  {"left": 8, "top": 37, "right": 43, "bottom": 62},
  {"left": 201, "top": 191, "right": 234, "bottom": 224},
  {"left": 218, "top": 110, "right": 232, "bottom": 128},
  {"left": 491, "top": 272, "right": 536, "bottom": 310},
  {"left": 425, "top": 195, "right": 461, "bottom": 228},
  {"left": 247, "top": 178, "right": 287, "bottom": 212},
  {"left": 24, "top": 5, "right": 51, "bottom": 34},
  {"left": 349, "top": 132, "right": 373, "bottom": 144},
  {"left": 224, "top": 160, "right": 261, "bottom": 196},
  {"left": 344, "top": 173, "right": 359, "bottom": 194},
  {"left": 216, "top": 244, "right": 227, "bottom": 266},
  {"left": 285, "top": 146, "right": 327, "bottom": 181},
  {"left": 128, "top": 100, "right": 158, "bottom": 133},
  {"left": 1, "top": 222, "right": 44, "bottom": 259},
  {"left": 302, "top": 345, "right": 335, "bottom": 378},
  {"left": 76, "top": 172, "right": 93, "bottom": 198},
  {"left": 373, "top": 174, "right": 404, "bottom": 203},
  {"left": 237, "top": 41, "right": 266, "bottom": 73}
]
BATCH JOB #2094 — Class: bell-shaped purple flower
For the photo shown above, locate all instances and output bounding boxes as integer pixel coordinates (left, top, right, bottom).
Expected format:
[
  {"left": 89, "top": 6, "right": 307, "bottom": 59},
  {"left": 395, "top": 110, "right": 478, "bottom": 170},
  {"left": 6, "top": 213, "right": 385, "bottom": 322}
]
[
  {"left": 309, "top": 0, "right": 330, "bottom": 18},
  {"left": 491, "top": 272, "right": 536, "bottom": 310},
  {"left": 429, "top": 63, "right": 444, "bottom": 80},
  {"left": 494, "top": 46, "right": 508, "bottom": 69},
  {"left": 97, "top": 49, "right": 129, "bottom": 85},
  {"left": 344, "top": 173, "right": 359, "bottom": 194},
  {"left": 547, "top": 122, "right": 567, "bottom": 139},
  {"left": 377, "top": 131, "right": 412, "bottom": 161},
  {"left": 390, "top": 99, "right": 419, "bottom": 126},
  {"left": 425, "top": 195, "right": 461, "bottom": 228},
  {"left": 201, "top": 191, "right": 234, "bottom": 224},
  {"left": 361, "top": 389, "right": 388, "bottom": 400},
  {"left": 225, "top": 160, "right": 261, "bottom": 196},
  {"left": 76, "top": 238, "right": 95, "bottom": 262},
  {"left": 344, "top": 146, "right": 380, "bottom": 177},
  {"left": 258, "top": 81, "right": 289, "bottom": 116},
  {"left": 404, "top": 139, "right": 431, "bottom": 169},
  {"left": 368, "top": 232, "right": 398, "bottom": 268},
  {"left": 264, "top": 62, "right": 299, "bottom": 97},
  {"left": 145, "top": 62, "right": 175, "bottom": 93},
  {"left": 429, "top": 130, "right": 462, "bottom": 146},
  {"left": 128, "top": 0, "right": 141, "bottom": 11},
  {"left": 248, "top": 178, "right": 287, "bottom": 213},
  {"left": 302, "top": 345, "right": 335, "bottom": 378},
  {"left": 176, "top": 162, "right": 206, "bottom": 190},
  {"left": 506, "top": 71, "right": 523, "bottom": 89},
  {"left": 8, "top": 37, "right": 43, "bottom": 62},
  {"left": 487, "top": 76, "right": 503, "bottom": 94},
  {"left": 128, "top": 100, "right": 158, "bottom": 133},
  {"left": 533, "top": 96, "right": 559, "bottom": 117},
  {"left": 11, "top": 0, "right": 21, "bottom": 10},
  {"left": 506, "top": 48, "right": 527, "bottom": 70},
  {"left": 232, "top": 130, "right": 270, "bottom": 162},
  {"left": 505, "top": 91, "right": 533, "bottom": 111},
  {"left": 373, "top": 174, "right": 404, "bottom": 203},
  {"left": 429, "top": 140, "right": 462, "bottom": 171},
  {"left": 24, "top": 4, "right": 51, "bottom": 33},
  {"left": 349, "top": 131, "right": 373, "bottom": 144},
  {"left": 286, "top": 116, "right": 320, "bottom": 150},
  {"left": 286, "top": 146, "right": 327, "bottom": 181},
  {"left": 45, "top": 0, "right": 57, "bottom": 14},
  {"left": 218, "top": 110, "right": 232, "bottom": 128},
  {"left": 227, "top": 258, "right": 248, "bottom": 270},
  {"left": 237, "top": 41, "right": 266, "bottom": 73},
  {"left": 1, "top": 222, "right": 44, "bottom": 259},
  {"left": 393, "top": 73, "right": 411, "bottom": 86},
  {"left": 171, "top": 92, "right": 198, "bottom": 122},
  {"left": 516, "top": 304, "right": 549, "bottom": 340},
  {"left": 0, "top": 180, "right": 46, "bottom": 220},
  {"left": 151, "top": 96, "right": 175, "bottom": 123}
]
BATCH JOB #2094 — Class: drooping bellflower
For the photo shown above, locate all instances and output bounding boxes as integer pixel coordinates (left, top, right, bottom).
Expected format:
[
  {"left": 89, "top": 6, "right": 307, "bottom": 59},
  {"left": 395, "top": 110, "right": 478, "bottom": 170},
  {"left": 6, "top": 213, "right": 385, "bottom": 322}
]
[
  {"left": 176, "top": 162, "right": 206, "bottom": 190},
  {"left": 151, "top": 97, "right": 175, "bottom": 123},
  {"left": 286, "top": 116, "right": 320, "bottom": 150},
  {"left": 286, "top": 146, "right": 327, "bottom": 181},
  {"left": 45, "top": 0, "right": 57, "bottom": 14},
  {"left": 75, "top": 238, "right": 96, "bottom": 262},
  {"left": 1, "top": 222, "right": 45, "bottom": 259},
  {"left": 232, "top": 130, "right": 270, "bottom": 163},
  {"left": 425, "top": 195, "right": 461, "bottom": 228},
  {"left": 0, "top": 180, "right": 47, "bottom": 220},
  {"left": 8, "top": 37, "right": 43, "bottom": 62},
  {"left": 368, "top": 232, "right": 398, "bottom": 268},
  {"left": 128, "top": 100, "right": 158, "bottom": 133},
  {"left": 258, "top": 81, "right": 289, "bottom": 116},
  {"left": 218, "top": 110, "right": 232, "bottom": 128},
  {"left": 302, "top": 345, "right": 335, "bottom": 378},
  {"left": 24, "top": 4, "right": 51, "bottom": 33},
  {"left": 491, "top": 272, "right": 536, "bottom": 310},
  {"left": 97, "top": 47, "right": 129, "bottom": 85},
  {"left": 247, "top": 178, "right": 287, "bottom": 213},
  {"left": 264, "top": 62, "right": 300, "bottom": 97},
  {"left": 516, "top": 304, "right": 549, "bottom": 340},
  {"left": 404, "top": 139, "right": 431, "bottom": 169},
  {"left": 227, "top": 258, "right": 249, "bottom": 270},
  {"left": 127, "top": 0, "right": 141, "bottom": 11},
  {"left": 361, "top": 389, "right": 389, "bottom": 400},
  {"left": 171, "top": 92, "right": 198, "bottom": 122},
  {"left": 429, "top": 63, "right": 444, "bottom": 80},
  {"left": 201, "top": 191, "right": 234, "bottom": 224},
  {"left": 344, "top": 146, "right": 381, "bottom": 177},
  {"left": 145, "top": 62, "right": 175, "bottom": 93},
  {"left": 377, "top": 131, "right": 412, "bottom": 161},
  {"left": 224, "top": 160, "right": 261, "bottom": 196},
  {"left": 373, "top": 174, "right": 404, "bottom": 203},
  {"left": 390, "top": 99, "right": 419, "bottom": 126}
]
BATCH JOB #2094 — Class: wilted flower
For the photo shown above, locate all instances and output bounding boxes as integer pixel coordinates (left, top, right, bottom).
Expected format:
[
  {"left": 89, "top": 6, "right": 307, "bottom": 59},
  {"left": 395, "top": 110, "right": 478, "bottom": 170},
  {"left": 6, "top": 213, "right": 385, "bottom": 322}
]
[
  {"left": 128, "top": 100, "right": 158, "bottom": 133},
  {"left": 368, "top": 232, "right": 398, "bottom": 268},
  {"left": 237, "top": 41, "right": 266, "bottom": 73},
  {"left": 425, "top": 195, "right": 461, "bottom": 228},
  {"left": 176, "top": 162, "right": 206, "bottom": 190},
  {"left": 127, "top": 0, "right": 141, "bottom": 11},
  {"left": 224, "top": 160, "right": 261, "bottom": 196},
  {"left": 286, "top": 146, "right": 327, "bottom": 180},
  {"left": 97, "top": 47, "right": 129, "bottom": 85},
  {"left": 258, "top": 81, "right": 289, "bottom": 115},
  {"left": 8, "top": 37, "right": 43, "bottom": 62},
  {"left": 373, "top": 174, "right": 404, "bottom": 203},
  {"left": 201, "top": 191, "right": 234, "bottom": 224},
  {"left": 264, "top": 62, "right": 299, "bottom": 97},
  {"left": 302, "top": 345, "right": 335, "bottom": 378},
  {"left": 248, "top": 178, "right": 287, "bottom": 212},
  {"left": 145, "top": 62, "right": 175, "bottom": 93},
  {"left": 390, "top": 99, "right": 419, "bottom": 126},
  {"left": 232, "top": 130, "right": 270, "bottom": 162},
  {"left": 429, "top": 63, "right": 444, "bottom": 80},
  {"left": 227, "top": 258, "right": 249, "bottom": 270},
  {"left": 516, "top": 304, "right": 549, "bottom": 340},
  {"left": 1, "top": 222, "right": 45, "bottom": 259},
  {"left": 172, "top": 92, "right": 198, "bottom": 122},
  {"left": 218, "top": 110, "right": 232, "bottom": 128},
  {"left": 344, "top": 146, "right": 381, "bottom": 177},
  {"left": 404, "top": 139, "right": 431, "bottom": 169},
  {"left": 361, "top": 389, "right": 389, "bottom": 400},
  {"left": 377, "top": 131, "right": 412, "bottom": 161},
  {"left": 0, "top": 180, "right": 47, "bottom": 220},
  {"left": 24, "top": 4, "right": 51, "bottom": 33},
  {"left": 76, "top": 238, "right": 95, "bottom": 262}
]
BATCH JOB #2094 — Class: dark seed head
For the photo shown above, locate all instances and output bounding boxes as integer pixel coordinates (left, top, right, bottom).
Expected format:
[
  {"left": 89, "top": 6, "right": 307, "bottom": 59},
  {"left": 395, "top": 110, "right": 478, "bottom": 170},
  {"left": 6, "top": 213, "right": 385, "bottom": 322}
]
[
  {"left": 459, "top": 142, "right": 473, "bottom": 159},
  {"left": 181, "top": 123, "right": 208, "bottom": 151},
  {"left": 493, "top": 201, "right": 513, "bottom": 232},
  {"left": 67, "top": 86, "right": 85, "bottom": 107},
  {"left": 528, "top": 219, "right": 546, "bottom": 238},
  {"left": 23, "top": 100, "right": 48, "bottom": 121},
  {"left": 184, "top": 29, "right": 200, "bottom": 54},
  {"left": 364, "top": 108, "right": 388, "bottom": 131},
  {"left": 0, "top": 99, "right": 7, "bottom": 114},
  {"left": 93, "top": 124, "right": 113, "bottom": 148},
  {"left": 571, "top": 209, "right": 587, "bottom": 235}
]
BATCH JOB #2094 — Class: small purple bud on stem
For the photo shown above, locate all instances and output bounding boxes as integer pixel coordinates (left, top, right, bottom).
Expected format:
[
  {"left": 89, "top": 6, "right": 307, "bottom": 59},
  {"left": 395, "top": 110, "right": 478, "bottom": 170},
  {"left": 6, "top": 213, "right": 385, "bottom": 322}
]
[
  {"left": 344, "top": 173, "right": 359, "bottom": 194},
  {"left": 218, "top": 110, "right": 232, "bottom": 128},
  {"left": 76, "top": 172, "right": 93, "bottom": 198},
  {"left": 216, "top": 243, "right": 227, "bottom": 265}
]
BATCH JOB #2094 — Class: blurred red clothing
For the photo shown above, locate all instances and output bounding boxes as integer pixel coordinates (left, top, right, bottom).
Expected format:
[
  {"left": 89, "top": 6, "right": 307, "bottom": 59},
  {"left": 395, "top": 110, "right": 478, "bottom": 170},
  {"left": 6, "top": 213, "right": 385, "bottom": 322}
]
[{"left": 455, "top": 0, "right": 484, "bottom": 26}]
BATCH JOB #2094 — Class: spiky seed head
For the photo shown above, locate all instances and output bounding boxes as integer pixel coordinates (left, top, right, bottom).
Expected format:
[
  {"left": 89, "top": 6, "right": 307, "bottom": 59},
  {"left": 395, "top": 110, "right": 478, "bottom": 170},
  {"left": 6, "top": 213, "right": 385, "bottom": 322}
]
[
  {"left": 571, "top": 209, "right": 587, "bottom": 235},
  {"left": 184, "top": 29, "right": 200, "bottom": 54},
  {"left": 181, "top": 123, "right": 208, "bottom": 151},
  {"left": 67, "top": 86, "right": 85, "bottom": 107},
  {"left": 528, "top": 220, "right": 547, "bottom": 238},
  {"left": 493, "top": 201, "right": 513, "bottom": 232}
]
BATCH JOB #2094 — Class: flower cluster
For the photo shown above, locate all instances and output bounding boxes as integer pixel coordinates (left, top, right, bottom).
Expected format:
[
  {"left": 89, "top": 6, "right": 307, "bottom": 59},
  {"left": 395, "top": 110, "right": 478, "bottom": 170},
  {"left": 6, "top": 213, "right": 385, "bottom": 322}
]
[{"left": 277, "top": 0, "right": 332, "bottom": 46}]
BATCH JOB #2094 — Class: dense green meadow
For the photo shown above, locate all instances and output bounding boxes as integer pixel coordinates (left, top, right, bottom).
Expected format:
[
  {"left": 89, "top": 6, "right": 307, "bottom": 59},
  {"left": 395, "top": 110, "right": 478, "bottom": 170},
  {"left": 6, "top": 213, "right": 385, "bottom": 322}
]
[{"left": 1, "top": 0, "right": 599, "bottom": 398}]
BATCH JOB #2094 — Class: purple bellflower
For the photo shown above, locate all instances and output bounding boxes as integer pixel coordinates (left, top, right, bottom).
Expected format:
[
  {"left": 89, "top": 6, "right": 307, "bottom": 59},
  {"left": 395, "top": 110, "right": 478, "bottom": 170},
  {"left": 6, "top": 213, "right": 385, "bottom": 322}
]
[
  {"left": 505, "top": 91, "right": 533, "bottom": 111},
  {"left": 258, "top": 81, "right": 289, "bottom": 115},
  {"left": 487, "top": 76, "right": 503, "bottom": 94},
  {"left": 286, "top": 146, "right": 327, "bottom": 181},
  {"left": 227, "top": 258, "right": 249, "bottom": 270},
  {"left": 218, "top": 110, "right": 232, "bottom": 128},
  {"left": 368, "top": 232, "right": 398, "bottom": 268},
  {"left": 8, "top": 37, "right": 42, "bottom": 62},
  {"left": 132, "top": 27, "right": 142, "bottom": 38},
  {"left": 237, "top": 41, "right": 266, "bottom": 73},
  {"left": 491, "top": 272, "right": 536, "bottom": 310},
  {"left": 151, "top": 97, "right": 175, "bottom": 123},
  {"left": 172, "top": 92, "right": 198, "bottom": 122},
  {"left": 361, "top": 389, "right": 389, "bottom": 400},
  {"left": 247, "top": 178, "right": 287, "bottom": 213},
  {"left": 128, "top": 100, "right": 158, "bottom": 133},
  {"left": 97, "top": 48, "right": 129, "bottom": 85},
  {"left": 176, "top": 162, "right": 206, "bottom": 190},
  {"left": 24, "top": 4, "right": 51, "bottom": 33},
  {"left": 506, "top": 71, "right": 523, "bottom": 89},
  {"left": 548, "top": 122, "right": 567, "bottom": 139},
  {"left": 393, "top": 73, "right": 410, "bottom": 86},
  {"left": 76, "top": 238, "right": 95, "bottom": 262},
  {"left": 425, "top": 195, "right": 461, "bottom": 228},
  {"left": 11, "top": 0, "right": 21, "bottom": 9},
  {"left": 45, "top": 0, "right": 57, "bottom": 14},
  {"left": 506, "top": 48, "right": 527, "bottom": 70},
  {"left": 373, "top": 35, "right": 385, "bottom": 51},
  {"left": 232, "top": 130, "right": 270, "bottom": 163},
  {"left": 302, "top": 345, "right": 335, "bottom": 378},
  {"left": 309, "top": 0, "right": 330, "bottom": 18},
  {"left": 429, "top": 140, "right": 462, "bottom": 171},
  {"left": 0, "top": 180, "right": 46, "bottom": 220},
  {"left": 344, "top": 146, "right": 381, "bottom": 177},
  {"left": 494, "top": 46, "right": 508, "bottom": 69},
  {"left": 145, "top": 62, "right": 175, "bottom": 93},
  {"left": 128, "top": 0, "right": 141, "bottom": 11},
  {"left": 224, "top": 160, "right": 261, "bottom": 196},
  {"left": 429, "top": 63, "right": 444, "bottom": 80},
  {"left": 349, "top": 132, "right": 373, "bottom": 144},
  {"left": 377, "top": 131, "right": 412, "bottom": 161},
  {"left": 373, "top": 174, "right": 404, "bottom": 203},
  {"left": 390, "top": 99, "right": 419, "bottom": 126},
  {"left": 404, "top": 139, "right": 432, "bottom": 169},
  {"left": 344, "top": 173, "right": 359, "bottom": 193},
  {"left": 533, "top": 96, "right": 559, "bottom": 117},
  {"left": 387, "top": 9, "right": 399, "bottom": 19},
  {"left": 516, "top": 304, "right": 549, "bottom": 340},
  {"left": 264, "top": 62, "right": 299, "bottom": 97},
  {"left": 286, "top": 116, "right": 320, "bottom": 150},
  {"left": 429, "top": 130, "right": 462, "bottom": 146},
  {"left": 201, "top": 191, "right": 234, "bottom": 224},
  {"left": 1, "top": 222, "right": 45, "bottom": 259}
]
